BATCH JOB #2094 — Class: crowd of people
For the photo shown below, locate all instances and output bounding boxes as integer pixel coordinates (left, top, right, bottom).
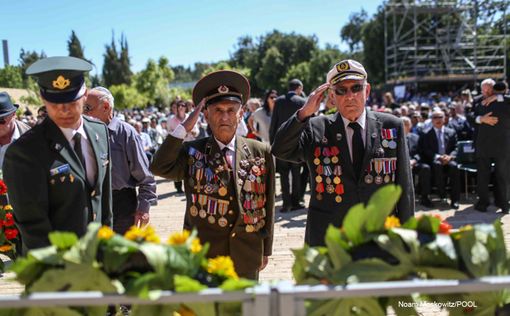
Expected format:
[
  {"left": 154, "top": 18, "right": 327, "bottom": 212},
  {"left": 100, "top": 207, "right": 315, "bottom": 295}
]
[{"left": 1, "top": 55, "right": 509, "bottom": 281}]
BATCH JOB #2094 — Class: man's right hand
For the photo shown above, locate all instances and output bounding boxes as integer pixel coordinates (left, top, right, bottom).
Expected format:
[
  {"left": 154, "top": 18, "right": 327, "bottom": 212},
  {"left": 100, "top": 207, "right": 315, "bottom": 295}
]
[
  {"left": 182, "top": 99, "right": 205, "bottom": 133},
  {"left": 480, "top": 111, "right": 498, "bottom": 126},
  {"left": 297, "top": 83, "right": 330, "bottom": 121}
]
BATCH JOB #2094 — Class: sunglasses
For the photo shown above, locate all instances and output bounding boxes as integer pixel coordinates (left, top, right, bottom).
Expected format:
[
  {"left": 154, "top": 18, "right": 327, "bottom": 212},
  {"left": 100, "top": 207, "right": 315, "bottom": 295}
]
[
  {"left": 432, "top": 116, "right": 444, "bottom": 119},
  {"left": 332, "top": 84, "right": 365, "bottom": 96}
]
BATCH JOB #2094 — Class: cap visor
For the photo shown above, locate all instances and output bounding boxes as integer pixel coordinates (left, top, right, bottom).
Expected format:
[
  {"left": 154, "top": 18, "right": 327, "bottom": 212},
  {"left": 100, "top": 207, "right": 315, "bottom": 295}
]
[{"left": 41, "top": 84, "right": 86, "bottom": 103}]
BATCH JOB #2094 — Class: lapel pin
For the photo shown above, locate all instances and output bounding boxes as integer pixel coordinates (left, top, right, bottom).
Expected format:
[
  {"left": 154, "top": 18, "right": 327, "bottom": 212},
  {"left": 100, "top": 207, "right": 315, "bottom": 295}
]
[
  {"left": 321, "top": 136, "right": 328, "bottom": 144},
  {"left": 372, "top": 133, "right": 377, "bottom": 138},
  {"left": 54, "top": 143, "right": 62, "bottom": 151},
  {"left": 336, "top": 133, "right": 342, "bottom": 141},
  {"left": 60, "top": 176, "right": 66, "bottom": 183},
  {"left": 95, "top": 133, "right": 99, "bottom": 141},
  {"left": 69, "top": 174, "right": 75, "bottom": 183}
]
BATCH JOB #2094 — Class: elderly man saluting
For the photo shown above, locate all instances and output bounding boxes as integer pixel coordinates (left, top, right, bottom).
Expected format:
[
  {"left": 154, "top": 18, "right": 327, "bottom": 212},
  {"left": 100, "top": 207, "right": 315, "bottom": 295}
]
[
  {"left": 150, "top": 70, "right": 275, "bottom": 280},
  {"left": 272, "top": 59, "right": 414, "bottom": 246}
]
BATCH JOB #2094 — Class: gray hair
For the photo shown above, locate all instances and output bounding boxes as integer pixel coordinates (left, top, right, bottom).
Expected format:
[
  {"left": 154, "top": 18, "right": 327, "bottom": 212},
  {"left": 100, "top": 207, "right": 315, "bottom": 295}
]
[
  {"left": 401, "top": 116, "right": 412, "bottom": 125},
  {"left": 481, "top": 78, "right": 495, "bottom": 87},
  {"left": 91, "top": 86, "right": 115, "bottom": 108}
]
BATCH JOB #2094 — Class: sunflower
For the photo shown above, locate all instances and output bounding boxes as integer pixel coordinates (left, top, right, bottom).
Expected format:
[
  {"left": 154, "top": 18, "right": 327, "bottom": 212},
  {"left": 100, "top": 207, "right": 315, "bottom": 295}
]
[
  {"left": 206, "top": 256, "right": 238, "bottom": 280},
  {"left": 97, "top": 226, "right": 115, "bottom": 240},
  {"left": 167, "top": 230, "right": 191, "bottom": 245},
  {"left": 190, "top": 238, "right": 202, "bottom": 254},
  {"left": 384, "top": 215, "right": 401, "bottom": 230}
]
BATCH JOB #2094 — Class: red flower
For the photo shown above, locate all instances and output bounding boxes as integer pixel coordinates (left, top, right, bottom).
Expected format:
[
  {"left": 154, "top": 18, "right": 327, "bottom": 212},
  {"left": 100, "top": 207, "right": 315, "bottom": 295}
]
[
  {"left": 3, "top": 213, "right": 14, "bottom": 227},
  {"left": 0, "top": 180, "right": 7, "bottom": 195},
  {"left": 4, "top": 228, "right": 18, "bottom": 240},
  {"left": 0, "top": 219, "right": 3, "bottom": 229},
  {"left": 439, "top": 222, "right": 452, "bottom": 234}
]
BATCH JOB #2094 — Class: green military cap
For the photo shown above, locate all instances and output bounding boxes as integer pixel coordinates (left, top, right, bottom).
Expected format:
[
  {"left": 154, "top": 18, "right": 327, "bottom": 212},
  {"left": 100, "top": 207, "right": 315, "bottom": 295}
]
[
  {"left": 192, "top": 70, "right": 250, "bottom": 107},
  {"left": 26, "top": 56, "right": 93, "bottom": 103}
]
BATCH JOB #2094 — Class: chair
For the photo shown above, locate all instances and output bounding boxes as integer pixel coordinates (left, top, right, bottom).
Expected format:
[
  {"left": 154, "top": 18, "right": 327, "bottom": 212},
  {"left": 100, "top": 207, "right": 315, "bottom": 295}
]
[{"left": 456, "top": 140, "right": 477, "bottom": 199}]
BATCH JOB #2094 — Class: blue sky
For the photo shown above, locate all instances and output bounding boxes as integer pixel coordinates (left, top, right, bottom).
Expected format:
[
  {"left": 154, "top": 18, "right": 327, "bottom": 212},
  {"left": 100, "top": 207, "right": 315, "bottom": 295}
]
[{"left": 1, "top": 0, "right": 381, "bottom": 76}]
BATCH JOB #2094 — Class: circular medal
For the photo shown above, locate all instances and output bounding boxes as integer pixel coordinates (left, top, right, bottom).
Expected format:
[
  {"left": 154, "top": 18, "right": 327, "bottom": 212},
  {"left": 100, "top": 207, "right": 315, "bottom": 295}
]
[
  {"left": 326, "top": 184, "right": 335, "bottom": 194},
  {"left": 364, "top": 174, "right": 374, "bottom": 184},
  {"left": 384, "top": 174, "right": 391, "bottom": 183},
  {"left": 237, "top": 179, "right": 244, "bottom": 186},
  {"left": 375, "top": 175, "right": 383, "bottom": 185},
  {"left": 325, "top": 177, "right": 332, "bottom": 184},
  {"left": 316, "top": 193, "right": 323, "bottom": 200},
  {"left": 246, "top": 225, "right": 254, "bottom": 233},
  {"left": 204, "top": 184, "right": 214, "bottom": 194},
  {"left": 333, "top": 176, "right": 341, "bottom": 184},
  {"left": 215, "top": 153, "right": 221, "bottom": 158},
  {"left": 381, "top": 139, "right": 389, "bottom": 148},
  {"left": 323, "top": 157, "right": 331, "bottom": 164},
  {"left": 208, "top": 215, "right": 216, "bottom": 224},
  {"left": 218, "top": 187, "right": 228, "bottom": 196},
  {"left": 218, "top": 217, "right": 228, "bottom": 227},
  {"left": 188, "top": 178, "right": 195, "bottom": 187},
  {"left": 388, "top": 140, "right": 397, "bottom": 149},
  {"left": 190, "top": 205, "right": 199, "bottom": 217},
  {"left": 331, "top": 156, "right": 339, "bottom": 164},
  {"left": 314, "top": 158, "right": 320, "bottom": 165},
  {"left": 199, "top": 209, "right": 207, "bottom": 218},
  {"left": 335, "top": 195, "right": 343, "bottom": 203},
  {"left": 195, "top": 161, "right": 204, "bottom": 168},
  {"left": 315, "top": 175, "right": 322, "bottom": 183},
  {"left": 248, "top": 174, "right": 257, "bottom": 182},
  {"left": 252, "top": 165, "right": 260, "bottom": 175}
]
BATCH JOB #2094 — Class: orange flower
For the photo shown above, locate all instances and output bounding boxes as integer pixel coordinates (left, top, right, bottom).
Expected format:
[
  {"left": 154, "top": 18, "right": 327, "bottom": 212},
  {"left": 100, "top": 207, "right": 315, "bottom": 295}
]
[
  {"left": 384, "top": 216, "right": 401, "bottom": 230},
  {"left": 0, "top": 245, "right": 13, "bottom": 252}
]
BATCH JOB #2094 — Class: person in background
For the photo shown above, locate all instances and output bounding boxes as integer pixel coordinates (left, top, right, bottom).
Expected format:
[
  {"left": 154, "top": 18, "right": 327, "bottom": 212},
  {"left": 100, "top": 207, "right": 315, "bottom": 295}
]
[
  {"left": 249, "top": 90, "right": 277, "bottom": 144},
  {"left": 134, "top": 121, "right": 155, "bottom": 162}
]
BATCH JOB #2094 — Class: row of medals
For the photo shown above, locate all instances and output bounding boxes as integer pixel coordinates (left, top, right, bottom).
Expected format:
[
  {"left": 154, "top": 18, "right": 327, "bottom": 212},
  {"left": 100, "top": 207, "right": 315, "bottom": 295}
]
[
  {"left": 364, "top": 158, "right": 397, "bottom": 185},
  {"left": 313, "top": 146, "right": 344, "bottom": 203},
  {"left": 237, "top": 157, "right": 267, "bottom": 233}
]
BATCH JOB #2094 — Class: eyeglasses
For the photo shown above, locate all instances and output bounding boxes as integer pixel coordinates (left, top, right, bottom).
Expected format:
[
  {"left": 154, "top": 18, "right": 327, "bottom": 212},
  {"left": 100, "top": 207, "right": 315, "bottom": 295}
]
[
  {"left": 83, "top": 104, "right": 93, "bottom": 113},
  {"left": 432, "top": 116, "right": 444, "bottom": 119},
  {"left": 332, "top": 84, "right": 365, "bottom": 96}
]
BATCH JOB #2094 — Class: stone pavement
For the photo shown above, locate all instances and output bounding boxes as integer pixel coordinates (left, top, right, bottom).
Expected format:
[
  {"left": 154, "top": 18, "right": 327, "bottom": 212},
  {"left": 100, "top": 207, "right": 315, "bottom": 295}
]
[{"left": 2, "top": 176, "right": 509, "bottom": 296}]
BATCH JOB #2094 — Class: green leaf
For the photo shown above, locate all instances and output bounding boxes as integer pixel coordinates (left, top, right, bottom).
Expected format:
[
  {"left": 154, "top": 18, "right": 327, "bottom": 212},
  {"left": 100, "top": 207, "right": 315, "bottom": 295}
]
[
  {"left": 389, "top": 228, "right": 420, "bottom": 262},
  {"left": 101, "top": 235, "right": 140, "bottom": 274},
  {"left": 416, "top": 215, "right": 440, "bottom": 235},
  {"left": 9, "top": 256, "right": 47, "bottom": 286},
  {"left": 419, "top": 234, "right": 458, "bottom": 268},
  {"left": 48, "top": 232, "right": 78, "bottom": 250},
  {"left": 63, "top": 223, "right": 101, "bottom": 264},
  {"left": 333, "top": 258, "right": 408, "bottom": 283},
  {"left": 365, "top": 185, "right": 402, "bottom": 233},
  {"left": 386, "top": 296, "right": 418, "bottom": 316},
  {"left": 28, "top": 246, "right": 61, "bottom": 265},
  {"left": 139, "top": 243, "right": 169, "bottom": 275},
  {"left": 325, "top": 225, "right": 352, "bottom": 270},
  {"left": 401, "top": 216, "right": 418, "bottom": 230},
  {"left": 453, "top": 229, "right": 490, "bottom": 277},
  {"left": 130, "top": 304, "right": 179, "bottom": 316},
  {"left": 341, "top": 203, "right": 368, "bottom": 245},
  {"left": 308, "top": 299, "right": 342, "bottom": 316},
  {"left": 373, "top": 234, "right": 412, "bottom": 266},
  {"left": 174, "top": 274, "right": 207, "bottom": 292},
  {"left": 219, "top": 278, "right": 256, "bottom": 291},
  {"left": 23, "top": 307, "right": 83, "bottom": 316}
]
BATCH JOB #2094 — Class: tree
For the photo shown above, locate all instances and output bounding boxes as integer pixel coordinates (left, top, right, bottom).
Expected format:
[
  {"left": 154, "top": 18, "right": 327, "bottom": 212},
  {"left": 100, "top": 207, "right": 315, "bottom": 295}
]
[
  {"left": 254, "top": 47, "right": 286, "bottom": 92},
  {"left": 361, "top": 6, "right": 390, "bottom": 85},
  {"left": 102, "top": 33, "right": 132, "bottom": 87},
  {"left": 201, "top": 61, "right": 250, "bottom": 78},
  {"left": 134, "top": 57, "right": 176, "bottom": 107},
  {"left": 0, "top": 65, "right": 24, "bottom": 88},
  {"left": 19, "top": 49, "right": 46, "bottom": 82},
  {"left": 118, "top": 34, "right": 133, "bottom": 85},
  {"left": 67, "top": 30, "right": 86, "bottom": 60},
  {"left": 340, "top": 10, "right": 368, "bottom": 52},
  {"left": 109, "top": 84, "right": 147, "bottom": 109}
]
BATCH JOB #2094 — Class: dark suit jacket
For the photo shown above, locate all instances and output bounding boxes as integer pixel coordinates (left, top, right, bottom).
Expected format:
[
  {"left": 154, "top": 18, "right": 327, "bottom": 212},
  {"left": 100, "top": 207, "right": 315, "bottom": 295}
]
[
  {"left": 269, "top": 91, "right": 306, "bottom": 144},
  {"left": 475, "top": 95, "right": 510, "bottom": 158},
  {"left": 3, "top": 116, "right": 112, "bottom": 254},
  {"left": 150, "top": 135, "right": 275, "bottom": 279},
  {"left": 406, "top": 133, "right": 420, "bottom": 162},
  {"left": 272, "top": 111, "right": 414, "bottom": 246},
  {"left": 419, "top": 127, "right": 458, "bottom": 165}
]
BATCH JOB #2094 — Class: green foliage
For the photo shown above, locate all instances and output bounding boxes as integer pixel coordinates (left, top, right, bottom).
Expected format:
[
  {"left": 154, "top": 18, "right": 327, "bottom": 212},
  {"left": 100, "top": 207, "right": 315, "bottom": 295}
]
[
  {"left": 67, "top": 30, "right": 86, "bottom": 61},
  {"left": 109, "top": 84, "right": 148, "bottom": 109},
  {"left": 134, "top": 57, "right": 178, "bottom": 107},
  {"left": 19, "top": 49, "right": 46, "bottom": 82},
  {"left": 340, "top": 9, "right": 368, "bottom": 52},
  {"left": 102, "top": 33, "right": 132, "bottom": 86},
  {"left": 0, "top": 65, "right": 24, "bottom": 88}
]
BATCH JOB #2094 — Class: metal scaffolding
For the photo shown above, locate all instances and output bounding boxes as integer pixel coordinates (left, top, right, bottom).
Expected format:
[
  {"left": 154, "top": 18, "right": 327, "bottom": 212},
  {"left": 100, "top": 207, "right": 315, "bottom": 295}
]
[{"left": 384, "top": 0, "right": 508, "bottom": 85}]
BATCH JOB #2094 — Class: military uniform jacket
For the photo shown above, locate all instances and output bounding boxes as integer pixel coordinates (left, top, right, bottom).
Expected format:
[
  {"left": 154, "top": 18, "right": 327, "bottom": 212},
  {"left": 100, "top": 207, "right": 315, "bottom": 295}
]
[
  {"left": 3, "top": 116, "right": 112, "bottom": 254},
  {"left": 150, "top": 135, "right": 275, "bottom": 279},
  {"left": 272, "top": 111, "right": 414, "bottom": 246},
  {"left": 475, "top": 95, "right": 510, "bottom": 158}
]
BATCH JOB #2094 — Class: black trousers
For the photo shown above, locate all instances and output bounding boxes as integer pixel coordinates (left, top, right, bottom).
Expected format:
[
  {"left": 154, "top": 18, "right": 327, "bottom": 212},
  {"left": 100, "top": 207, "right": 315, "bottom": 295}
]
[
  {"left": 413, "top": 163, "right": 431, "bottom": 198},
  {"left": 113, "top": 187, "right": 137, "bottom": 234},
  {"left": 276, "top": 159, "right": 302, "bottom": 207},
  {"left": 477, "top": 156, "right": 510, "bottom": 209},
  {"left": 432, "top": 161, "right": 460, "bottom": 202}
]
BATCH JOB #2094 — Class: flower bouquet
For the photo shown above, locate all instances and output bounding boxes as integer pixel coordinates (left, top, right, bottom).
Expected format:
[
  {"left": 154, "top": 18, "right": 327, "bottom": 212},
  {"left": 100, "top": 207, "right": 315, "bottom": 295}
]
[
  {"left": 5, "top": 224, "right": 255, "bottom": 316},
  {"left": 0, "top": 178, "right": 19, "bottom": 273},
  {"left": 292, "top": 185, "right": 510, "bottom": 316}
]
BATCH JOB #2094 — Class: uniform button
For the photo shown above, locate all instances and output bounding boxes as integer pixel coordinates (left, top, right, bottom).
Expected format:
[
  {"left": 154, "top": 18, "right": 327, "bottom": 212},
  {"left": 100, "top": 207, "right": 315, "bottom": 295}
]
[
  {"left": 229, "top": 224, "right": 233, "bottom": 227},
  {"left": 230, "top": 197, "right": 233, "bottom": 201},
  {"left": 91, "top": 190, "right": 96, "bottom": 197},
  {"left": 231, "top": 233, "right": 236, "bottom": 238},
  {"left": 228, "top": 210, "right": 234, "bottom": 215}
]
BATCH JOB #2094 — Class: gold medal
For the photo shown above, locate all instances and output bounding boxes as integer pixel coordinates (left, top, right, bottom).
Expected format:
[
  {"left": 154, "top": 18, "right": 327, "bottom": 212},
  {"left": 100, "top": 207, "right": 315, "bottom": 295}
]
[
  {"left": 325, "top": 177, "right": 332, "bottom": 185},
  {"left": 326, "top": 184, "right": 335, "bottom": 194},
  {"left": 208, "top": 215, "right": 216, "bottom": 224},
  {"left": 245, "top": 224, "right": 254, "bottom": 233},
  {"left": 375, "top": 175, "right": 383, "bottom": 185},
  {"left": 315, "top": 175, "right": 322, "bottom": 183},
  {"left": 199, "top": 209, "right": 207, "bottom": 218},
  {"left": 190, "top": 205, "right": 199, "bottom": 217},
  {"left": 335, "top": 195, "right": 342, "bottom": 203},
  {"left": 333, "top": 176, "right": 341, "bottom": 184},
  {"left": 384, "top": 174, "right": 391, "bottom": 183},
  {"left": 313, "top": 158, "right": 320, "bottom": 165},
  {"left": 331, "top": 156, "right": 339, "bottom": 164},
  {"left": 365, "top": 174, "right": 374, "bottom": 184},
  {"left": 316, "top": 193, "right": 323, "bottom": 200},
  {"left": 218, "top": 187, "right": 227, "bottom": 196},
  {"left": 60, "top": 176, "right": 66, "bottom": 182},
  {"left": 69, "top": 174, "right": 75, "bottom": 183},
  {"left": 218, "top": 217, "right": 228, "bottom": 227}
]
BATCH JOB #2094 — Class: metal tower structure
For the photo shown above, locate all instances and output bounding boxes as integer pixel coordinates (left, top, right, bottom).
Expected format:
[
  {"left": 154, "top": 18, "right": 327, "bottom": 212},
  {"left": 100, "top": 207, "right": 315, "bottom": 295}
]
[{"left": 384, "top": 0, "right": 508, "bottom": 86}]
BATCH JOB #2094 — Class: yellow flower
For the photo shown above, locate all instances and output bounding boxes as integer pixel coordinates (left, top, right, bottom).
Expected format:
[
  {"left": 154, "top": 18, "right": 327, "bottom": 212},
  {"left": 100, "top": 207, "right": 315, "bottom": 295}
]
[
  {"left": 190, "top": 238, "right": 202, "bottom": 254},
  {"left": 459, "top": 224, "right": 473, "bottom": 232},
  {"left": 0, "top": 244, "right": 13, "bottom": 252},
  {"left": 145, "top": 233, "right": 161, "bottom": 243},
  {"left": 97, "top": 226, "right": 115, "bottom": 240},
  {"left": 168, "top": 230, "right": 191, "bottom": 245},
  {"left": 206, "top": 256, "right": 238, "bottom": 280},
  {"left": 124, "top": 226, "right": 145, "bottom": 241},
  {"left": 3, "top": 205, "right": 12, "bottom": 211},
  {"left": 384, "top": 215, "right": 401, "bottom": 230},
  {"left": 173, "top": 304, "right": 196, "bottom": 316}
]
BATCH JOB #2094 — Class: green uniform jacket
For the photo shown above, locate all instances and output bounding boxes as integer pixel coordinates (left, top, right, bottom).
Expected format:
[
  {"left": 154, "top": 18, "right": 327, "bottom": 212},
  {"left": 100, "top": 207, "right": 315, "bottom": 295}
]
[
  {"left": 272, "top": 111, "right": 415, "bottom": 246},
  {"left": 150, "top": 135, "right": 275, "bottom": 279},
  {"left": 3, "top": 116, "right": 112, "bottom": 254}
]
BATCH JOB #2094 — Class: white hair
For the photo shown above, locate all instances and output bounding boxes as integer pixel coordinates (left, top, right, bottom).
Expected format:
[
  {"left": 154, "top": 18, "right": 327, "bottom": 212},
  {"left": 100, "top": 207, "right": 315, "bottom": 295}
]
[
  {"left": 91, "top": 86, "right": 115, "bottom": 108},
  {"left": 481, "top": 78, "right": 495, "bottom": 87}
]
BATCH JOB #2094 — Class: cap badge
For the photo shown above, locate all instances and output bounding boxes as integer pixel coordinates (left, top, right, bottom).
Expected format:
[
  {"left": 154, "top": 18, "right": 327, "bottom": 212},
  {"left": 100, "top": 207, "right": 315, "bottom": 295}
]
[
  {"left": 52, "top": 75, "right": 71, "bottom": 90},
  {"left": 336, "top": 61, "right": 350, "bottom": 72},
  {"left": 218, "top": 85, "right": 229, "bottom": 94}
]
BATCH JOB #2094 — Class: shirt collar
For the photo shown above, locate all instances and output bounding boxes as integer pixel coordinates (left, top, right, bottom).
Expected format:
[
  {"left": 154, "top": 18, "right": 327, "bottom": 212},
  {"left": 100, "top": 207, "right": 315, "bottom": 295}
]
[
  {"left": 214, "top": 136, "right": 236, "bottom": 152},
  {"left": 341, "top": 108, "right": 367, "bottom": 130},
  {"left": 108, "top": 117, "right": 121, "bottom": 131},
  {"left": 58, "top": 117, "right": 87, "bottom": 143},
  {"left": 11, "top": 121, "right": 21, "bottom": 144},
  {"left": 434, "top": 126, "right": 444, "bottom": 134}
]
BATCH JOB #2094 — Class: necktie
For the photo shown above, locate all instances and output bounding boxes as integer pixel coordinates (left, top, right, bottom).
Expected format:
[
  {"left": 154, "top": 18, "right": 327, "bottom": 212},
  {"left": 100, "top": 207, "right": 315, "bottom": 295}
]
[
  {"left": 73, "top": 133, "right": 87, "bottom": 173},
  {"left": 437, "top": 130, "right": 445, "bottom": 154},
  {"left": 222, "top": 147, "right": 232, "bottom": 169},
  {"left": 348, "top": 122, "right": 365, "bottom": 178}
]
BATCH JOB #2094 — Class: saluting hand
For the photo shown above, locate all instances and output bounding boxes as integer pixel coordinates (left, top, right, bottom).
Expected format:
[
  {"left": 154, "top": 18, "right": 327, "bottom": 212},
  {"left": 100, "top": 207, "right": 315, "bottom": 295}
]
[
  {"left": 480, "top": 111, "right": 498, "bottom": 126},
  {"left": 297, "top": 83, "right": 330, "bottom": 121},
  {"left": 182, "top": 99, "right": 205, "bottom": 133}
]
